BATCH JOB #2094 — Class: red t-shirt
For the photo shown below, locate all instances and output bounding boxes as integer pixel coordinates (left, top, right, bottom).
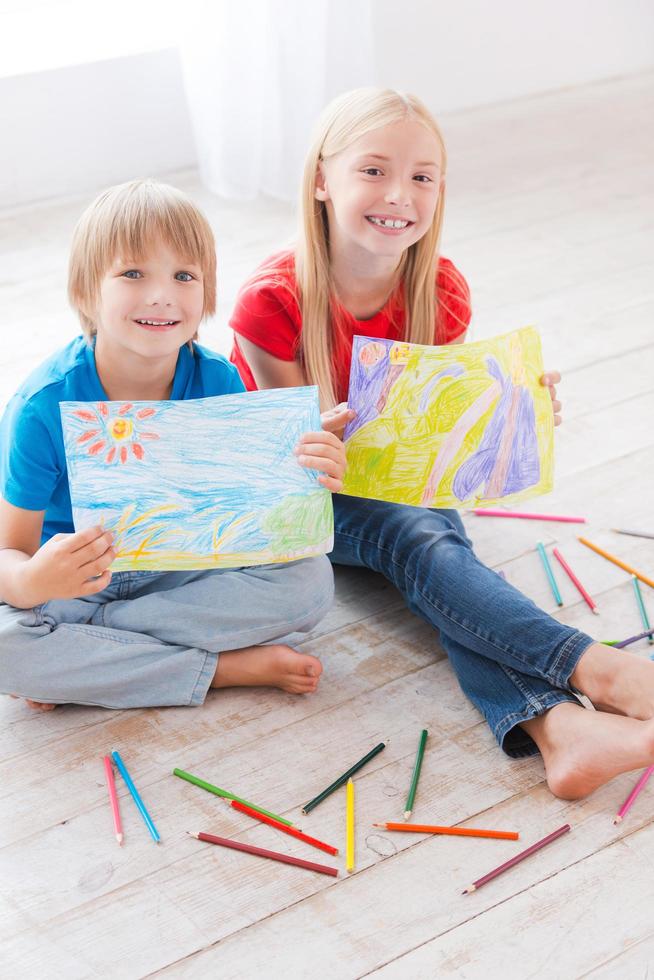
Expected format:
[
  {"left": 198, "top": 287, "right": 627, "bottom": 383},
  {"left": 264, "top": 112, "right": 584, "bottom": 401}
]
[{"left": 229, "top": 250, "right": 472, "bottom": 402}]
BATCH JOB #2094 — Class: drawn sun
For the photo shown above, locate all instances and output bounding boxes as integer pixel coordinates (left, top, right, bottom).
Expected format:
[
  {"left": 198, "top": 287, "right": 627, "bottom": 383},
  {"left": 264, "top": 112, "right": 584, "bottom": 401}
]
[{"left": 73, "top": 402, "right": 160, "bottom": 464}]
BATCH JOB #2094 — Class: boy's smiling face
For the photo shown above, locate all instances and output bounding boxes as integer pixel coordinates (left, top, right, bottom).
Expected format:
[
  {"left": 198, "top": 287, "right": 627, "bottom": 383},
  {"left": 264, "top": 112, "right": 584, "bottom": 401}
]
[{"left": 94, "top": 242, "right": 204, "bottom": 363}]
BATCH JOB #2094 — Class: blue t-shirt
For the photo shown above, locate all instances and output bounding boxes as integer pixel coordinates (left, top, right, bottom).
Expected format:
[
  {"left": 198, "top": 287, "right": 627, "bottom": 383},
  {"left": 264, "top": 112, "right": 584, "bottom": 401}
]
[{"left": 0, "top": 336, "right": 244, "bottom": 543}]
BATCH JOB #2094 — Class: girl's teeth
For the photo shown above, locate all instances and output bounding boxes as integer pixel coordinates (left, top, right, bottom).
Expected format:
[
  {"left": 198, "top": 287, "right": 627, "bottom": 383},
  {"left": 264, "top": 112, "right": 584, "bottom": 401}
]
[
  {"left": 137, "top": 319, "right": 177, "bottom": 325},
  {"left": 368, "top": 217, "right": 409, "bottom": 228}
]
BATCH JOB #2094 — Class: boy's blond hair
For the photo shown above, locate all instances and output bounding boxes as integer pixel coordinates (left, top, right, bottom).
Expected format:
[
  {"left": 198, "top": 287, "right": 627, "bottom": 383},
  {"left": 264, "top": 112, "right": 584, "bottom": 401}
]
[{"left": 68, "top": 179, "right": 217, "bottom": 339}]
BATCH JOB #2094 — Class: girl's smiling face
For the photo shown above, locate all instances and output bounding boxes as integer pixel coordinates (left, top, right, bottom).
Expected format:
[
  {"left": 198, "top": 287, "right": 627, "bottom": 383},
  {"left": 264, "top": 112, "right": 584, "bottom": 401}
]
[
  {"left": 315, "top": 118, "right": 443, "bottom": 261},
  {"left": 94, "top": 242, "right": 204, "bottom": 363}
]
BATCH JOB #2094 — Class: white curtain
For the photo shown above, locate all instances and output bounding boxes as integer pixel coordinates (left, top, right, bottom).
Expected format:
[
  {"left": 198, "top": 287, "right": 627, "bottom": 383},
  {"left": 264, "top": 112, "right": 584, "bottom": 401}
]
[{"left": 180, "top": 0, "right": 374, "bottom": 201}]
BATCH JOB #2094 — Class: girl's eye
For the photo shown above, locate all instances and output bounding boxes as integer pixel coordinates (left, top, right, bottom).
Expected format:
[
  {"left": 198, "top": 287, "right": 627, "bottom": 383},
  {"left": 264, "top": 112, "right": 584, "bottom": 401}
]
[
  {"left": 414, "top": 174, "right": 432, "bottom": 183},
  {"left": 175, "top": 272, "right": 195, "bottom": 282},
  {"left": 362, "top": 167, "right": 383, "bottom": 177},
  {"left": 122, "top": 269, "right": 142, "bottom": 279}
]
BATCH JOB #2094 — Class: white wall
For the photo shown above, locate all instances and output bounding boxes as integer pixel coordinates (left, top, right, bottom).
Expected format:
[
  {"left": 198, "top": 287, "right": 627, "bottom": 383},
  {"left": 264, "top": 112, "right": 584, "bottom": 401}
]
[
  {"left": 1, "top": 0, "right": 653, "bottom": 209},
  {"left": 372, "top": 0, "right": 654, "bottom": 113}
]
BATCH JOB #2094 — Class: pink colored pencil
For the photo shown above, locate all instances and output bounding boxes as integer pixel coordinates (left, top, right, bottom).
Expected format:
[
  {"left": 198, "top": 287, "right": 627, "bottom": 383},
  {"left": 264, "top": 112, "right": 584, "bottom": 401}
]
[
  {"left": 103, "top": 755, "right": 123, "bottom": 845},
  {"left": 613, "top": 767, "right": 654, "bottom": 824},
  {"left": 473, "top": 509, "right": 586, "bottom": 523},
  {"left": 552, "top": 547, "right": 599, "bottom": 614}
]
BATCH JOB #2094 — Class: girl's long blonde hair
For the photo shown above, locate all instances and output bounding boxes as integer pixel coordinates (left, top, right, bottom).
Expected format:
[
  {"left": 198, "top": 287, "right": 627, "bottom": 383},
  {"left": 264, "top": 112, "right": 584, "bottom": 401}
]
[{"left": 299, "top": 88, "right": 448, "bottom": 408}]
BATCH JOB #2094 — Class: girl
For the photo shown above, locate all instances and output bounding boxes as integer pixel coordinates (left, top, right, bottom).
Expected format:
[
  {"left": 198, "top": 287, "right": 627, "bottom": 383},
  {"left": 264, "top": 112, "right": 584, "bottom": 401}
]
[
  {"left": 0, "top": 179, "right": 344, "bottom": 710},
  {"left": 230, "top": 87, "right": 654, "bottom": 800}
]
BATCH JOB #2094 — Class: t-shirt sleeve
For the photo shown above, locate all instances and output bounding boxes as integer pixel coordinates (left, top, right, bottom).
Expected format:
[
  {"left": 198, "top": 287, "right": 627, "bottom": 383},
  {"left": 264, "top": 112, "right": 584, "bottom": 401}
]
[
  {"left": 435, "top": 257, "right": 472, "bottom": 344},
  {"left": 224, "top": 362, "right": 246, "bottom": 394},
  {"left": 0, "top": 393, "right": 61, "bottom": 511},
  {"left": 229, "top": 281, "right": 301, "bottom": 362}
]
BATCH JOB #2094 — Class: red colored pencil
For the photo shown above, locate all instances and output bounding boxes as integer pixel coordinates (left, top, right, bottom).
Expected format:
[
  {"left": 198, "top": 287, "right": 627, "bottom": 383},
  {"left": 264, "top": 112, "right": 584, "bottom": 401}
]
[
  {"left": 228, "top": 799, "right": 339, "bottom": 855},
  {"left": 552, "top": 547, "right": 599, "bottom": 614},
  {"left": 613, "top": 767, "right": 654, "bottom": 824},
  {"left": 103, "top": 755, "right": 123, "bottom": 845},
  {"left": 462, "top": 824, "right": 571, "bottom": 894},
  {"left": 188, "top": 831, "right": 338, "bottom": 877}
]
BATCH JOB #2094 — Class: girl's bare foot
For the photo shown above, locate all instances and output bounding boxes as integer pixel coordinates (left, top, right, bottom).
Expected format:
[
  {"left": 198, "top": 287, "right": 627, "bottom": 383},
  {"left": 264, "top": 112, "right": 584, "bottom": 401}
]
[
  {"left": 571, "top": 642, "right": 654, "bottom": 719},
  {"left": 522, "top": 702, "right": 654, "bottom": 800},
  {"left": 9, "top": 694, "right": 57, "bottom": 711},
  {"left": 211, "top": 644, "right": 323, "bottom": 695}
]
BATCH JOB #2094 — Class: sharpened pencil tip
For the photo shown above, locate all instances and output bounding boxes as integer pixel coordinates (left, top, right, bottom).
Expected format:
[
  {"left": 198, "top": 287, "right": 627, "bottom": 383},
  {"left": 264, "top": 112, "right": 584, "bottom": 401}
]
[
  {"left": 591, "top": 608, "right": 600, "bottom": 614},
  {"left": 404, "top": 811, "right": 411, "bottom": 821},
  {"left": 116, "top": 833, "right": 123, "bottom": 845},
  {"left": 372, "top": 823, "right": 383, "bottom": 828},
  {"left": 613, "top": 816, "right": 622, "bottom": 825},
  {"left": 186, "top": 831, "right": 199, "bottom": 838}
]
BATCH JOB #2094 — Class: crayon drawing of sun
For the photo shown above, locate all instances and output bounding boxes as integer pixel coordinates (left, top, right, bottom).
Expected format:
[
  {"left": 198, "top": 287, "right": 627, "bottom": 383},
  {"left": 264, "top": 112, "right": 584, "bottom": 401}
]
[{"left": 73, "top": 402, "right": 160, "bottom": 464}]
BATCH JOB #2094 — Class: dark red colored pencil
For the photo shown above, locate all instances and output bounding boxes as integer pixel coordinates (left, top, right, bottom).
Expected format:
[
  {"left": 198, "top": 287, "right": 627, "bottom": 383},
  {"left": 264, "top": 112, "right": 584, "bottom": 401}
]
[
  {"left": 229, "top": 799, "right": 339, "bottom": 855},
  {"left": 188, "top": 831, "right": 339, "bottom": 877},
  {"left": 462, "top": 824, "right": 571, "bottom": 894}
]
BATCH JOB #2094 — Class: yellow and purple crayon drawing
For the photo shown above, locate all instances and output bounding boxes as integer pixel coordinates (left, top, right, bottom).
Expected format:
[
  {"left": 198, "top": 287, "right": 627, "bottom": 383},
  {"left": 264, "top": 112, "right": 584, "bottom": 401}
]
[
  {"left": 61, "top": 387, "right": 333, "bottom": 571},
  {"left": 342, "top": 327, "right": 554, "bottom": 509}
]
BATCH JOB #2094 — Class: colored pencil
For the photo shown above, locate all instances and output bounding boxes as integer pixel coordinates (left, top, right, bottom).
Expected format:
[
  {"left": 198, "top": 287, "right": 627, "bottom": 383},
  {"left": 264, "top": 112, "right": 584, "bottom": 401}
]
[
  {"left": 228, "top": 798, "right": 338, "bottom": 855},
  {"left": 552, "top": 547, "right": 599, "bottom": 614},
  {"left": 473, "top": 509, "right": 586, "bottom": 523},
  {"left": 103, "top": 755, "right": 123, "bottom": 846},
  {"left": 462, "top": 823, "right": 571, "bottom": 894},
  {"left": 187, "top": 831, "right": 338, "bottom": 877},
  {"left": 613, "top": 767, "right": 654, "bottom": 824},
  {"left": 346, "top": 778, "right": 355, "bottom": 873},
  {"left": 613, "top": 627, "right": 654, "bottom": 649},
  {"left": 404, "top": 729, "right": 428, "bottom": 820},
  {"left": 612, "top": 528, "right": 654, "bottom": 541},
  {"left": 173, "top": 768, "right": 292, "bottom": 826},
  {"left": 536, "top": 542, "right": 563, "bottom": 606},
  {"left": 632, "top": 576, "right": 653, "bottom": 645},
  {"left": 302, "top": 741, "right": 387, "bottom": 815},
  {"left": 578, "top": 537, "right": 654, "bottom": 590},
  {"left": 374, "top": 822, "right": 519, "bottom": 841},
  {"left": 111, "top": 750, "right": 160, "bottom": 843}
]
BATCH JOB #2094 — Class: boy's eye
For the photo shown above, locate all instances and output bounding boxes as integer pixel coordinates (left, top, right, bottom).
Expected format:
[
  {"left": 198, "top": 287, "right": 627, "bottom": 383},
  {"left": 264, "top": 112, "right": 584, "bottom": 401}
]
[
  {"left": 362, "top": 167, "right": 383, "bottom": 177},
  {"left": 122, "top": 269, "right": 142, "bottom": 279},
  {"left": 175, "top": 272, "right": 195, "bottom": 282}
]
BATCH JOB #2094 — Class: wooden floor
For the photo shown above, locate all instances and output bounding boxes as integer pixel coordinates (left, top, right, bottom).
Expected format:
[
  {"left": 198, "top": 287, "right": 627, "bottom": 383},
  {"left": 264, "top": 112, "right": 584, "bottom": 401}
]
[{"left": 1, "top": 73, "right": 653, "bottom": 978}]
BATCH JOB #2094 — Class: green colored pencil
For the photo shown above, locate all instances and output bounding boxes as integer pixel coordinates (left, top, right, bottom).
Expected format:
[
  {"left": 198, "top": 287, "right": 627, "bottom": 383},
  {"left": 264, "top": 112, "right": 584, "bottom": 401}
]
[
  {"left": 536, "top": 542, "right": 563, "bottom": 606},
  {"left": 404, "top": 729, "right": 428, "bottom": 820},
  {"left": 173, "top": 768, "right": 293, "bottom": 826},
  {"left": 632, "top": 576, "right": 653, "bottom": 645},
  {"left": 302, "top": 741, "right": 387, "bottom": 814}
]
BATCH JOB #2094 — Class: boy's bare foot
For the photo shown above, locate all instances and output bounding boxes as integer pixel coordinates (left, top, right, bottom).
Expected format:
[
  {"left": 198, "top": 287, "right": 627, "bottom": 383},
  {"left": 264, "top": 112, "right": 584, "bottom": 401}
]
[
  {"left": 9, "top": 694, "right": 57, "bottom": 711},
  {"left": 211, "top": 644, "right": 323, "bottom": 695},
  {"left": 571, "top": 642, "right": 654, "bottom": 719},
  {"left": 522, "top": 702, "right": 654, "bottom": 800}
]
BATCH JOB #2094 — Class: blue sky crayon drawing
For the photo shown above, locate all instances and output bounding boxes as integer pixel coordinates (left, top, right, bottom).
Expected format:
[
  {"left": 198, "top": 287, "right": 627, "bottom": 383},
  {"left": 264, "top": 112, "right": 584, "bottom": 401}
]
[
  {"left": 61, "top": 387, "right": 333, "bottom": 571},
  {"left": 342, "top": 327, "right": 554, "bottom": 509}
]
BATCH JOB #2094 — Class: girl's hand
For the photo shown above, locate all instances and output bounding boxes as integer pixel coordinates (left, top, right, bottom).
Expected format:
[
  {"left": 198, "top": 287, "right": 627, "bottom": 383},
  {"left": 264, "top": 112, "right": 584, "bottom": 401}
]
[
  {"left": 540, "top": 371, "right": 562, "bottom": 426},
  {"left": 295, "top": 431, "right": 347, "bottom": 492},
  {"left": 320, "top": 402, "right": 356, "bottom": 439},
  {"left": 22, "top": 526, "right": 115, "bottom": 605}
]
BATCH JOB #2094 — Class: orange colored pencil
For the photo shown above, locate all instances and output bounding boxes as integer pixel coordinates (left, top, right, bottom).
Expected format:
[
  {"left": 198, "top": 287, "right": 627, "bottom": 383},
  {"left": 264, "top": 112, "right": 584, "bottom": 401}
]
[
  {"left": 578, "top": 537, "right": 654, "bottom": 590},
  {"left": 103, "top": 755, "right": 123, "bottom": 845},
  {"left": 373, "top": 822, "right": 518, "bottom": 840}
]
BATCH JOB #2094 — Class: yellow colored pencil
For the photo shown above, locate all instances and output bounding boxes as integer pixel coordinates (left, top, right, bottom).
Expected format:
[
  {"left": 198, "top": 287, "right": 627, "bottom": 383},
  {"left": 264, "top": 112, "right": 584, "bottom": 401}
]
[{"left": 346, "top": 778, "right": 355, "bottom": 873}]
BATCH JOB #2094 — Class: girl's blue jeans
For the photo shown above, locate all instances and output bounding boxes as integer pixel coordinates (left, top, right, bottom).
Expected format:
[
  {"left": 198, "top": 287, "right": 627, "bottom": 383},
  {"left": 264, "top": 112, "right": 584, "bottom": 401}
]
[{"left": 330, "top": 495, "right": 595, "bottom": 757}]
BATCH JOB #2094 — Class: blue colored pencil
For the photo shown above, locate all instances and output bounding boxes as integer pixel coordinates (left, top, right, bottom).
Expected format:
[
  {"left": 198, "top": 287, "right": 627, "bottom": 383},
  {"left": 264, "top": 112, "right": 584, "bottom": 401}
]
[
  {"left": 536, "top": 542, "right": 563, "bottom": 606},
  {"left": 111, "top": 750, "right": 161, "bottom": 843}
]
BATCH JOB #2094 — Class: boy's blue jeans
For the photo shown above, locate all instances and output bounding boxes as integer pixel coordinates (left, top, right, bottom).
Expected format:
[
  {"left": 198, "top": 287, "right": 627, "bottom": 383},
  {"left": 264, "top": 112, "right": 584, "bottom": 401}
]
[
  {"left": 330, "top": 495, "right": 594, "bottom": 757},
  {"left": 0, "top": 557, "right": 334, "bottom": 708}
]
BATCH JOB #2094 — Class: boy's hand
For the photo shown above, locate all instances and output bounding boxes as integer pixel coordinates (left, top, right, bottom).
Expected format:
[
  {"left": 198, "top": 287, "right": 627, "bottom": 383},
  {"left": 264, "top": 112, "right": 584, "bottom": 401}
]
[
  {"left": 295, "top": 431, "right": 347, "bottom": 493},
  {"left": 540, "top": 371, "right": 562, "bottom": 426},
  {"left": 23, "top": 526, "right": 115, "bottom": 604},
  {"left": 320, "top": 403, "right": 356, "bottom": 440}
]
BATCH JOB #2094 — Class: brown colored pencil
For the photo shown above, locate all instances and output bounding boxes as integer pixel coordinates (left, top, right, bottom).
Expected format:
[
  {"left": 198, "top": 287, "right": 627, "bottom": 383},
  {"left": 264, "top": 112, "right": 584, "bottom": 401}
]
[
  {"left": 373, "top": 822, "right": 518, "bottom": 840},
  {"left": 462, "top": 823, "right": 571, "bottom": 894},
  {"left": 187, "top": 831, "right": 338, "bottom": 877}
]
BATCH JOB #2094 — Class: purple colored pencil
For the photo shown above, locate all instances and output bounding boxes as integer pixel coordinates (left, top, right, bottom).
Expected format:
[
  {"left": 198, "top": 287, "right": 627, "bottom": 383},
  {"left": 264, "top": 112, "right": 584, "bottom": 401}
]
[
  {"left": 613, "top": 627, "right": 654, "bottom": 649},
  {"left": 462, "top": 823, "right": 571, "bottom": 894}
]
